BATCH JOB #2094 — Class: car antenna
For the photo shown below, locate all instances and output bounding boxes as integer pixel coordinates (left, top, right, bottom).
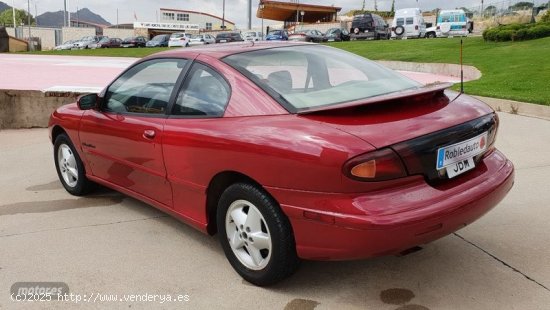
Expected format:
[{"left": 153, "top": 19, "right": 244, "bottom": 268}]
[{"left": 450, "top": 39, "right": 464, "bottom": 103}]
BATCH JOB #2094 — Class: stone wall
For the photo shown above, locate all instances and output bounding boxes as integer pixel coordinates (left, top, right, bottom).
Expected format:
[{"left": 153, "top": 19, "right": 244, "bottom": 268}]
[
  {"left": 19, "top": 27, "right": 58, "bottom": 50},
  {"left": 103, "top": 28, "right": 136, "bottom": 40},
  {"left": 0, "top": 89, "right": 79, "bottom": 129},
  {"left": 62, "top": 27, "right": 96, "bottom": 42}
]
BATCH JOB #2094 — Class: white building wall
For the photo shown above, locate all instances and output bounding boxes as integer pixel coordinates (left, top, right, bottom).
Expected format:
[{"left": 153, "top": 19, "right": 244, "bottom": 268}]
[
  {"left": 5, "top": 27, "right": 57, "bottom": 50},
  {"left": 160, "top": 10, "right": 235, "bottom": 30}
]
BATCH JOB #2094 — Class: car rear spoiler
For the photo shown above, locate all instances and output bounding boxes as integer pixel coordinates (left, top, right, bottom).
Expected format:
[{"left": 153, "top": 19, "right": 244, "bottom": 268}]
[{"left": 296, "top": 82, "right": 453, "bottom": 114}]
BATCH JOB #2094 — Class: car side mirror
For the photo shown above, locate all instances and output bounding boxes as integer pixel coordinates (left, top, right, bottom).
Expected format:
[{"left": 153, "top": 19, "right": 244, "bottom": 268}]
[{"left": 77, "top": 93, "right": 98, "bottom": 110}]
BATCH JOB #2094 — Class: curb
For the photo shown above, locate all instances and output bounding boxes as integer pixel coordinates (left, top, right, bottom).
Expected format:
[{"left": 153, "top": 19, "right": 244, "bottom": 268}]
[
  {"left": 474, "top": 96, "right": 550, "bottom": 121},
  {"left": 376, "top": 60, "right": 482, "bottom": 80}
]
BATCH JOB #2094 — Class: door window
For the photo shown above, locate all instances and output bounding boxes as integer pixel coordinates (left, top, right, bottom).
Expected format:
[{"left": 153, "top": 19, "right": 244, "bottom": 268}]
[
  {"left": 104, "top": 59, "right": 188, "bottom": 114},
  {"left": 171, "top": 63, "right": 230, "bottom": 117}
]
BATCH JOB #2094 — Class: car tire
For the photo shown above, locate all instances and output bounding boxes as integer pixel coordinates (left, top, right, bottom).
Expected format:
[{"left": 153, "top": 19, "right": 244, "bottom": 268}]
[
  {"left": 395, "top": 25, "right": 405, "bottom": 36},
  {"left": 426, "top": 32, "right": 436, "bottom": 39},
  {"left": 217, "top": 183, "right": 300, "bottom": 286},
  {"left": 54, "top": 133, "right": 95, "bottom": 196}
]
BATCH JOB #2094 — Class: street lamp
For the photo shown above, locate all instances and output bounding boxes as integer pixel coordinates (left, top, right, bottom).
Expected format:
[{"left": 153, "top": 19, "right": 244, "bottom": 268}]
[
  {"left": 300, "top": 10, "right": 305, "bottom": 27},
  {"left": 260, "top": 3, "right": 265, "bottom": 39}
]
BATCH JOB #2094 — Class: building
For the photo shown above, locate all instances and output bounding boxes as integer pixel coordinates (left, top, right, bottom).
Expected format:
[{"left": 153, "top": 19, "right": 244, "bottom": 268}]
[
  {"left": 132, "top": 8, "right": 236, "bottom": 38},
  {"left": 257, "top": 0, "right": 341, "bottom": 28}
]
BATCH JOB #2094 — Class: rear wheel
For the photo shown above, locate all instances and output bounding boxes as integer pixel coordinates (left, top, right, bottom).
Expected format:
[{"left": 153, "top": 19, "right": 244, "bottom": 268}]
[
  {"left": 54, "top": 134, "right": 94, "bottom": 196},
  {"left": 217, "top": 183, "right": 300, "bottom": 286},
  {"left": 426, "top": 32, "right": 436, "bottom": 38}
]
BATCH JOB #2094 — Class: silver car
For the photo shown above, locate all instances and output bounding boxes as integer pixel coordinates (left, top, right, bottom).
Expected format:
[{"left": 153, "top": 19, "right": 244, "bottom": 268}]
[{"left": 189, "top": 34, "right": 216, "bottom": 46}]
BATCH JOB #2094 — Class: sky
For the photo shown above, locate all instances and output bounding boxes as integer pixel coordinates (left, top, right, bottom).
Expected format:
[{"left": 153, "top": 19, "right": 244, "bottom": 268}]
[{"left": 9, "top": 0, "right": 549, "bottom": 28}]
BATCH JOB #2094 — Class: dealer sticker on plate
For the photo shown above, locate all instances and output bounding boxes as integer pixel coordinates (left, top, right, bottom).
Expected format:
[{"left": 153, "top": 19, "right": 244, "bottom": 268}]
[{"left": 436, "top": 132, "right": 488, "bottom": 178}]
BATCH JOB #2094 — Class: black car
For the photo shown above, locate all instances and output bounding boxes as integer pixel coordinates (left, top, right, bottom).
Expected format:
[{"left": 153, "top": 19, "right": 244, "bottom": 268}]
[
  {"left": 324, "top": 28, "right": 351, "bottom": 42},
  {"left": 215, "top": 32, "right": 244, "bottom": 43},
  {"left": 146, "top": 34, "right": 170, "bottom": 47},
  {"left": 121, "top": 36, "right": 147, "bottom": 48},
  {"left": 350, "top": 13, "right": 390, "bottom": 40}
]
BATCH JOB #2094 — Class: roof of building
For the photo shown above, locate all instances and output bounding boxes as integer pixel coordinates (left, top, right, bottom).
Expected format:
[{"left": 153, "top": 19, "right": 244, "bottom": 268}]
[
  {"left": 160, "top": 8, "right": 236, "bottom": 25},
  {"left": 257, "top": 1, "right": 341, "bottom": 22}
]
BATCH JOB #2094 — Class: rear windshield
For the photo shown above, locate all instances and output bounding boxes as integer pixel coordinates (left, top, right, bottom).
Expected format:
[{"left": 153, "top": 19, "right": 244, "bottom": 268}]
[
  {"left": 223, "top": 45, "right": 420, "bottom": 112},
  {"left": 396, "top": 18, "right": 404, "bottom": 26},
  {"left": 269, "top": 30, "right": 283, "bottom": 36},
  {"left": 217, "top": 33, "right": 231, "bottom": 38}
]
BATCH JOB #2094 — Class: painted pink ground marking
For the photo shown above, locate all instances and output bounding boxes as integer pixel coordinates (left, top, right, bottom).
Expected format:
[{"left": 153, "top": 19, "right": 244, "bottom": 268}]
[
  {"left": 0, "top": 54, "right": 137, "bottom": 91},
  {"left": 0, "top": 54, "right": 462, "bottom": 91}
]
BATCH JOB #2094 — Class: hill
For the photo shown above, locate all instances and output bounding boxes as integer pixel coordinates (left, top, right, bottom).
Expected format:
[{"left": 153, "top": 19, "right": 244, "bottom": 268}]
[
  {"left": 0, "top": 1, "right": 11, "bottom": 13},
  {"left": 37, "top": 8, "right": 111, "bottom": 27}
]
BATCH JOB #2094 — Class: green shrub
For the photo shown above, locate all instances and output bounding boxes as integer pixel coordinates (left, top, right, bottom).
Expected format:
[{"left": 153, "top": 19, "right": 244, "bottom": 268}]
[
  {"left": 484, "top": 21, "right": 550, "bottom": 41},
  {"left": 526, "top": 24, "right": 550, "bottom": 39},
  {"left": 541, "top": 10, "right": 550, "bottom": 23}
]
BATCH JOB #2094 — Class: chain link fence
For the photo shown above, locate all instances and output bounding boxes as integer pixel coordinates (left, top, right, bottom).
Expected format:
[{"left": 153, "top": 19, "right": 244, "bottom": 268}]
[{"left": 463, "top": 0, "right": 549, "bottom": 30}]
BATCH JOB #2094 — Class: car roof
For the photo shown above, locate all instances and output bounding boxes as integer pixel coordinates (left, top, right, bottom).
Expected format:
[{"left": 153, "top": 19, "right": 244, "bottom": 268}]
[{"left": 149, "top": 41, "right": 310, "bottom": 59}]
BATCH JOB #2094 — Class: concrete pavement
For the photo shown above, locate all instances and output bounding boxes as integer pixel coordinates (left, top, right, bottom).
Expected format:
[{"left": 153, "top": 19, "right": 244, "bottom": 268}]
[{"left": 0, "top": 112, "right": 549, "bottom": 309}]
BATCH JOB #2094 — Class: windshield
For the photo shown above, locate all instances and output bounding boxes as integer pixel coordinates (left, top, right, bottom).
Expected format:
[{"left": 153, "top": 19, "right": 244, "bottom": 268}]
[
  {"left": 152, "top": 35, "right": 165, "bottom": 41},
  {"left": 223, "top": 45, "right": 420, "bottom": 112},
  {"left": 99, "top": 38, "right": 110, "bottom": 43},
  {"left": 171, "top": 33, "right": 185, "bottom": 38},
  {"left": 326, "top": 29, "right": 338, "bottom": 35},
  {"left": 268, "top": 30, "right": 282, "bottom": 36}
]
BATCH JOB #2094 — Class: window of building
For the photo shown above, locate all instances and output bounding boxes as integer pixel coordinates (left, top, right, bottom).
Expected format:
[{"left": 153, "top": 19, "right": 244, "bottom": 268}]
[
  {"left": 206, "top": 22, "right": 213, "bottom": 30},
  {"left": 162, "top": 12, "right": 175, "bottom": 21},
  {"left": 177, "top": 13, "right": 189, "bottom": 21}
]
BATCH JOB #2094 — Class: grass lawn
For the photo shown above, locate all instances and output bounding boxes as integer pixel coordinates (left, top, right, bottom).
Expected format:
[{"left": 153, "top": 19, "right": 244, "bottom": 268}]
[
  {"left": 330, "top": 36, "right": 550, "bottom": 106},
  {"left": 27, "top": 37, "right": 550, "bottom": 105},
  {"left": 27, "top": 47, "right": 166, "bottom": 58}
]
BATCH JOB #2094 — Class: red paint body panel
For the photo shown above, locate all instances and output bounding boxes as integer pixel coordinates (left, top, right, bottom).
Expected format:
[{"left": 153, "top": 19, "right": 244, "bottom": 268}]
[{"left": 48, "top": 43, "right": 515, "bottom": 261}]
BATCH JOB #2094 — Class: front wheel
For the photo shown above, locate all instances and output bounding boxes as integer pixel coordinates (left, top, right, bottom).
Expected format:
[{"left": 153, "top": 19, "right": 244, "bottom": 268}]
[
  {"left": 217, "top": 183, "right": 300, "bottom": 286},
  {"left": 54, "top": 133, "right": 94, "bottom": 196}
]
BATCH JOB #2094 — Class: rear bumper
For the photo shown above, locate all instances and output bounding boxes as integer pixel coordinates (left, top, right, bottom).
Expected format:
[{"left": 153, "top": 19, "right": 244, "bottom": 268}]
[{"left": 269, "top": 150, "right": 514, "bottom": 260}]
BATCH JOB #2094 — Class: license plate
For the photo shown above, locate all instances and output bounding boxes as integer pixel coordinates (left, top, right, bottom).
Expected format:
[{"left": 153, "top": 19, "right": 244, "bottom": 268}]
[
  {"left": 220, "top": 40, "right": 227, "bottom": 43},
  {"left": 328, "top": 38, "right": 335, "bottom": 42},
  {"left": 436, "top": 132, "right": 488, "bottom": 177},
  {"left": 446, "top": 158, "right": 475, "bottom": 179}
]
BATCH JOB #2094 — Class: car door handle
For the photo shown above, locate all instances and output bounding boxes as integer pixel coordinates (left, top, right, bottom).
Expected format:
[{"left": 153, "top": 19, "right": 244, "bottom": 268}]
[{"left": 143, "top": 129, "right": 156, "bottom": 140}]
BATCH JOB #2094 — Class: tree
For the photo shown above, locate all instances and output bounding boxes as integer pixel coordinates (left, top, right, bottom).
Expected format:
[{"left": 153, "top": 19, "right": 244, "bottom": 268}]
[
  {"left": 510, "top": 2, "right": 534, "bottom": 10},
  {"left": 390, "top": 0, "right": 395, "bottom": 15},
  {"left": 0, "top": 9, "right": 35, "bottom": 26}
]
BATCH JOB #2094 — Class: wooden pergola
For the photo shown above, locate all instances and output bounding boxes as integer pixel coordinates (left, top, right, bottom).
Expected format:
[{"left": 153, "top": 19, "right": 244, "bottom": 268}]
[{"left": 256, "top": 0, "right": 341, "bottom": 24}]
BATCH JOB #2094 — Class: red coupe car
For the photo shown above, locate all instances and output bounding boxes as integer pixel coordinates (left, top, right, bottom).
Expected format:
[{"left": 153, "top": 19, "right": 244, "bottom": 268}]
[{"left": 49, "top": 42, "right": 514, "bottom": 286}]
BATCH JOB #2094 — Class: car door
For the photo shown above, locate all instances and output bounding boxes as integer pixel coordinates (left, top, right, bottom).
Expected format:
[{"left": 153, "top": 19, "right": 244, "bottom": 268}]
[
  {"left": 162, "top": 60, "right": 232, "bottom": 224},
  {"left": 79, "top": 58, "right": 190, "bottom": 206}
]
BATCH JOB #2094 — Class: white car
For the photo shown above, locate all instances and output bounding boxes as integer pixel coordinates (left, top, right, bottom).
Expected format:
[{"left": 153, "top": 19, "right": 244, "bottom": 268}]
[
  {"left": 73, "top": 36, "right": 105, "bottom": 49},
  {"left": 244, "top": 31, "right": 263, "bottom": 41},
  {"left": 168, "top": 33, "right": 192, "bottom": 47},
  {"left": 54, "top": 40, "right": 77, "bottom": 50},
  {"left": 188, "top": 34, "right": 216, "bottom": 46}
]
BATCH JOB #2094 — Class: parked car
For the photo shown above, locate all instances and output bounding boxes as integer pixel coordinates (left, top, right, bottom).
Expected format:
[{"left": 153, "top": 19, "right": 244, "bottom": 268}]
[
  {"left": 425, "top": 9, "right": 470, "bottom": 38},
  {"left": 146, "top": 34, "right": 170, "bottom": 47},
  {"left": 215, "top": 32, "right": 244, "bottom": 43},
  {"left": 288, "top": 29, "right": 325, "bottom": 43},
  {"left": 49, "top": 42, "right": 514, "bottom": 287},
  {"left": 121, "top": 36, "right": 147, "bottom": 48},
  {"left": 350, "top": 13, "right": 390, "bottom": 40},
  {"left": 91, "top": 37, "right": 122, "bottom": 48},
  {"left": 244, "top": 31, "right": 263, "bottom": 41},
  {"left": 324, "top": 28, "right": 351, "bottom": 42},
  {"left": 53, "top": 40, "right": 77, "bottom": 50},
  {"left": 189, "top": 34, "right": 216, "bottom": 46},
  {"left": 74, "top": 36, "right": 106, "bottom": 49},
  {"left": 391, "top": 8, "right": 426, "bottom": 39},
  {"left": 265, "top": 30, "right": 289, "bottom": 41},
  {"left": 168, "top": 33, "right": 192, "bottom": 47}
]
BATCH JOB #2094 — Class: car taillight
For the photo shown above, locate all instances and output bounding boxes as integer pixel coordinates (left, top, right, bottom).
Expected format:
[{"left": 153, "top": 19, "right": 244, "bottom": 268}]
[
  {"left": 415, "top": 25, "right": 419, "bottom": 30},
  {"left": 343, "top": 148, "right": 407, "bottom": 182},
  {"left": 436, "top": 26, "right": 440, "bottom": 30}
]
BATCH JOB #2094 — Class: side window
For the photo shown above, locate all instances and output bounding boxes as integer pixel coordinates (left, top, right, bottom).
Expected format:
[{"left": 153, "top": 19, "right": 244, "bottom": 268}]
[
  {"left": 105, "top": 59, "right": 187, "bottom": 114},
  {"left": 172, "top": 63, "right": 230, "bottom": 117},
  {"left": 396, "top": 18, "right": 404, "bottom": 26},
  {"left": 406, "top": 17, "right": 414, "bottom": 25}
]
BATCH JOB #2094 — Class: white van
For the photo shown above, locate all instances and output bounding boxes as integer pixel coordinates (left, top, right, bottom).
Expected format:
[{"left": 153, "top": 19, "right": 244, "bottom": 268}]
[
  {"left": 391, "top": 8, "right": 426, "bottom": 39},
  {"left": 425, "top": 9, "right": 470, "bottom": 38}
]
